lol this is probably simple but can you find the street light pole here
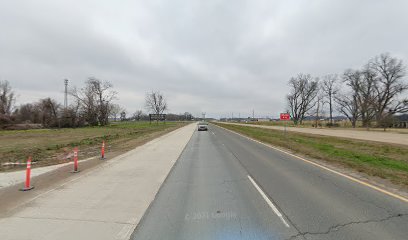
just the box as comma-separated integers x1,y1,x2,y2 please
64,79,68,109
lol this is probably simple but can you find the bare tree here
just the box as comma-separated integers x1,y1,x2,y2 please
321,74,339,126
359,67,377,128
70,85,97,126
110,104,121,121
335,94,360,128
60,100,84,128
145,91,168,122
369,53,408,125
15,103,36,123
88,77,117,125
184,112,193,121
120,110,127,121
335,54,407,129
335,70,362,128
287,74,319,125
312,93,324,128
15,98,61,127
70,77,117,126
0,80,15,116
133,110,143,121
38,98,61,127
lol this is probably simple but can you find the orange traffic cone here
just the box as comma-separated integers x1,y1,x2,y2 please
20,156,34,191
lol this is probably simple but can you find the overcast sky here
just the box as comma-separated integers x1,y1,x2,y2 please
1,0,407,118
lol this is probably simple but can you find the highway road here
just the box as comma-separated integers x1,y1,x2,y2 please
131,124,408,240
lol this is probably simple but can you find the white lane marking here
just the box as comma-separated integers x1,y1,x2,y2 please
218,125,408,204
248,175,290,228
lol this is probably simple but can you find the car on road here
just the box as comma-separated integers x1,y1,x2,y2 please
197,122,208,131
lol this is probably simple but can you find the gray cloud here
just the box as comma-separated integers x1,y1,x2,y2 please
1,0,407,118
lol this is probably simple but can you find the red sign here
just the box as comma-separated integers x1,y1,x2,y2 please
280,113,290,120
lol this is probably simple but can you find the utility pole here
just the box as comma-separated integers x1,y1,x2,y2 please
64,79,68,109
252,109,255,120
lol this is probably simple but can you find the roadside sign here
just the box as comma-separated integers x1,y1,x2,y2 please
149,114,166,123
280,113,290,121
149,114,166,120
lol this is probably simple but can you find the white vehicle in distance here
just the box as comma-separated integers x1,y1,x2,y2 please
198,121,208,131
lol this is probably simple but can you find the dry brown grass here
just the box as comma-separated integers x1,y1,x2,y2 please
0,121,187,172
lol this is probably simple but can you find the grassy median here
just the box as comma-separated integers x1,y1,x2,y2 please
0,121,187,171
214,122,408,187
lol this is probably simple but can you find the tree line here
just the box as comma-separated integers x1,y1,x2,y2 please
287,53,408,128
0,77,194,129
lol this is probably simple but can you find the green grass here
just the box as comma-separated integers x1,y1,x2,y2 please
0,121,187,171
214,122,408,186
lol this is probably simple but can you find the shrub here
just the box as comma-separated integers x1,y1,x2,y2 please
326,123,340,127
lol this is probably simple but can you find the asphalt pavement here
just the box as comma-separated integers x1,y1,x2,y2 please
131,124,408,240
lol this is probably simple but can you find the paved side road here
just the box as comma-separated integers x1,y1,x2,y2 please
222,122,408,146
0,123,196,240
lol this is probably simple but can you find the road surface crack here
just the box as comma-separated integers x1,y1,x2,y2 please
284,213,408,240
238,217,243,239
313,172,395,216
